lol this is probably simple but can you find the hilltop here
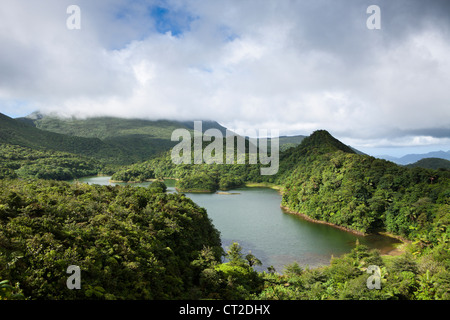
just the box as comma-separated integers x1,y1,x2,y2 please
406,157,450,170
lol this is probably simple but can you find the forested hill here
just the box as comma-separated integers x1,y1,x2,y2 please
17,111,196,141
15,112,316,162
0,179,223,299
288,129,355,155
406,157,450,170
16,113,228,163
274,130,449,240
276,129,356,177
0,112,128,164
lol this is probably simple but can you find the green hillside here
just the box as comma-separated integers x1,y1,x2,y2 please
0,113,128,164
0,179,222,299
276,135,307,152
5,112,226,165
18,112,184,140
0,143,108,180
16,113,208,163
406,157,450,170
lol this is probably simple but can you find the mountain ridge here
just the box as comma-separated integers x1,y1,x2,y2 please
0,112,129,163
14,112,350,162
406,157,450,170
378,150,450,165
15,112,236,163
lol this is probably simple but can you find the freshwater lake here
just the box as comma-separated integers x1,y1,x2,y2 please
73,176,401,272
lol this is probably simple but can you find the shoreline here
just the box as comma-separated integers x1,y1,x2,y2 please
109,177,178,184
280,205,408,256
109,178,157,183
216,191,240,195
245,182,283,192
377,232,410,256
280,205,367,236
175,188,216,193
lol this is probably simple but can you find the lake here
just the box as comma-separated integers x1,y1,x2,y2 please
73,176,401,272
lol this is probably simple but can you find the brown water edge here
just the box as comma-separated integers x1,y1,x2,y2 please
109,178,157,183
280,205,406,256
280,206,367,236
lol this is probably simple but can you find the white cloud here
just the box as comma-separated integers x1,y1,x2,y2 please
0,0,449,152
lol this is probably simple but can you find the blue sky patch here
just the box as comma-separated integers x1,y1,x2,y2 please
149,5,197,37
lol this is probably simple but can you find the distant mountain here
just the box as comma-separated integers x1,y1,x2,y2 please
180,120,230,136
0,112,129,164
15,112,229,163
277,135,307,151
378,150,450,165
17,112,189,141
406,157,450,170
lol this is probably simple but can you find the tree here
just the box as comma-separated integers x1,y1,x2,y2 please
148,180,167,193
245,251,262,268
226,242,246,267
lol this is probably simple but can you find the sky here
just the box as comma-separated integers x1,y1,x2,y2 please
0,0,450,157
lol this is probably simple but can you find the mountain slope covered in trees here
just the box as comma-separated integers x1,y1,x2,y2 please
406,157,450,170
0,113,130,164
0,179,222,299
0,144,106,180
16,112,233,163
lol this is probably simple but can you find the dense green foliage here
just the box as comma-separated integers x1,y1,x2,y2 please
281,150,450,237
1,117,449,301
112,159,260,192
148,180,168,193
193,242,264,299
0,113,131,164
0,144,109,180
0,279,24,300
406,157,450,170
15,113,239,164
185,240,450,300
0,179,222,299
254,241,450,300
20,114,190,163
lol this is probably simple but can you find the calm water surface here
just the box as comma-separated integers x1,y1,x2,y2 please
74,176,400,272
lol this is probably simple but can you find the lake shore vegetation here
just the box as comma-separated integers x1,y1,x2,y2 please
1,128,448,300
